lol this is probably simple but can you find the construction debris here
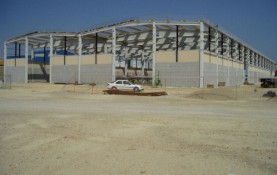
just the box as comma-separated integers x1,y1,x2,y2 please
103,90,167,96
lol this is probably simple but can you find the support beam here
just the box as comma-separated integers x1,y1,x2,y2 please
238,44,241,61
226,37,230,86
208,27,211,51
230,39,233,59
64,36,67,65
234,42,238,61
25,37,28,83
19,44,21,58
124,46,128,76
4,42,7,83
49,34,53,84
15,42,17,67
152,22,157,87
199,22,204,88
95,33,98,64
43,47,46,66
141,49,145,76
176,25,179,62
31,47,34,82
112,27,116,81
214,30,218,55
78,34,82,84
221,33,224,55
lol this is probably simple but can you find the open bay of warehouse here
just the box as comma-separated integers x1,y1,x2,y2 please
0,84,277,175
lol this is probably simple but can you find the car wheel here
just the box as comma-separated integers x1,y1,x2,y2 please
133,87,139,92
111,87,117,90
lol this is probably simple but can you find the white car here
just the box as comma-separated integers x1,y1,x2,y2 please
107,80,144,92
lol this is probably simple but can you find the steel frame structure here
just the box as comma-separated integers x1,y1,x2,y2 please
3,19,277,87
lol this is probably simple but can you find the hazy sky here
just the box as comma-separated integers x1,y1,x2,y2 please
1,0,277,61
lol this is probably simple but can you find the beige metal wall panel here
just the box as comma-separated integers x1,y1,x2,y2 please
248,66,256,72
28,64,49,69
156,51,175,63
66,56,78,65
205,54,222,65
5,59,15,67
231,62,244,69
52,55,64,65
81,55,95,65
155,50,199,63
16,59,26,67
52,55,78,65
178,50,199,62
204,53,245,69
97,54,112,64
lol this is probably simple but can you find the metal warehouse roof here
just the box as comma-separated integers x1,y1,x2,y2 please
4,19,276,64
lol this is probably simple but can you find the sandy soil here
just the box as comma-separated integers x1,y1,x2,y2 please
0,83,277,175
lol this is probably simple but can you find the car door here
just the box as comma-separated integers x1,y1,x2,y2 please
123,80,132,90
115,80,124,90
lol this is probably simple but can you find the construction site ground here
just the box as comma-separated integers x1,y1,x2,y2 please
0,83,277,175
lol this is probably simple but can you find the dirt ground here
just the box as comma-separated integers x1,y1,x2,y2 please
0,83,277,175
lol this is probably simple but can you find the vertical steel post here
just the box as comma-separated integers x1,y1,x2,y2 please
226,37,230,86
19,44,21,58
199,22,204,88
230,40,233,59
43,47,46,66
124,46,128,76
49,34,53,84
112,27,116,81
215,30,218,55
78,34,82,84
141,49,145,76
176,25,179,62
31,47,34,82
64,36,66,65
152,22,157,87
221,34,224,55
208,27,211,52
4,42,7,83
95,33,98,64
15,42,17,67
25,37,28,83
238,44,241,61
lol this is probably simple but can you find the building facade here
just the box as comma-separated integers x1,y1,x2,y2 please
3,19,277,87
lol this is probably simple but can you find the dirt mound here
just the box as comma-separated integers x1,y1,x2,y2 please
187,92,235,101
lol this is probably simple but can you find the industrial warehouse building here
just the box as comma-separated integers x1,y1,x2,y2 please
3,19,277,87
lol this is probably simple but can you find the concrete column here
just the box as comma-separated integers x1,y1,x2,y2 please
112,27,116,81
49,34,53,84
152,22,157,87
3,42,7,83
78,34,82,84
25,37,28,83
199,22,204,88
